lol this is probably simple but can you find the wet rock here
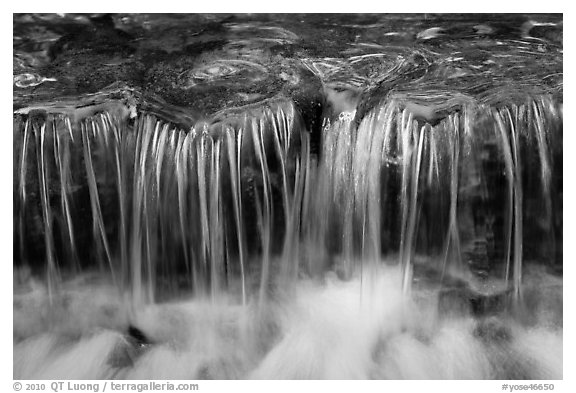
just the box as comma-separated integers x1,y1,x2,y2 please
438,284,512,318
127,325,151,347
108,325,153,370
474,317,512,344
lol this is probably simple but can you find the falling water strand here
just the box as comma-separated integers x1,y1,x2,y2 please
401,119,425,294
320,112,357,275
54,117,79,271
251,116,274,307
144,119,160,303
144,121,160,303
272,107,296,279
34,120,59,301
495,109,515,286
208,137,225,298
283,131,310,280
352,102,395,279
197,132,212,292
81,120,115,283
175,129,191,279
441,113,463,279
532,100,554,256
398,109,414,293
153,123,169,285
107,112,129,287
507,106,524,303
129,116,151,304
18,119,30,265
225,126,247,305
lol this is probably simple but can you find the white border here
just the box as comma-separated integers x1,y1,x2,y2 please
2,5,572,392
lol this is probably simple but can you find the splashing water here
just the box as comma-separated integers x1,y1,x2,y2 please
14,264,562,379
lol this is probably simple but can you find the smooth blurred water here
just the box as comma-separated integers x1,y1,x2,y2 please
14,264,562,379
13,13,562,379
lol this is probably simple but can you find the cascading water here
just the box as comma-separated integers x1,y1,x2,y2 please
13,13,562,380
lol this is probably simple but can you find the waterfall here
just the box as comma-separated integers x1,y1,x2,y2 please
13,90,562,309
12,13,563,381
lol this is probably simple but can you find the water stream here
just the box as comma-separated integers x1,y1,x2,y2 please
13,13,562,379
